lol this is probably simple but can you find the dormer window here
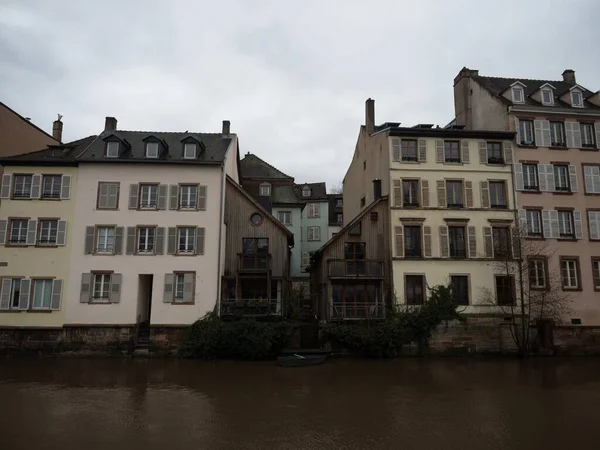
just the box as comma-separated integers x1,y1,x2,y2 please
106,141,119,158
571,90,583,107
511,86,525,103
184,143,197,159
146,142,159,158
259,183,271,196
541,89,554,105
302,187,311,197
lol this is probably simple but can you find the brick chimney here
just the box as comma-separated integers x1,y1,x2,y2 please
562,69,576,84
222,120,231,137
365,98,375,135
104,117,117,132
52,115,63,142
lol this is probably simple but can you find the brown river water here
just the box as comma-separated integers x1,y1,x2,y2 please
0,357,599,450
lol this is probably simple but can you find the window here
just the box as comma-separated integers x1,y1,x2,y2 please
444,141,460,163
446,180,463,207
301,252,310,267
449,226,467,259
592,259,600,290
5,278,22,309
302,187,311,197
404,226,422,258
41,175,62,199
32,279,53,309
558,211,574,238
259,183,271,196
178,227,196,253
139,184,158,209
363,161,366,170
97,182,119,209
553,165,570,192
250,213,263,226
360,197,365,208
512,87,524,103
405,275,425,305
583,165,600,194
307,226,321,241
561,258,579,289
9,219,28,244
173,273,195,301
550,122,565,147
581,123,596,148
489,181,507,208
528,259,547,289
344,243,366,275
336,199,343,207
525,210,542,237
496,276,515,305
183,143,197,159
37,220,58,245
307,203,320,218
336,213,343,224
146,142,159,158
92,273,111,300
541,89,553,105
96,226,115,253
492,227,511,259
277,211,292,225
519,120,534,145
175,273,185,300
523,164,539,190
402,140,418,162
106,141,119,157
571,91,583,107
12,175,32,198
450,275,469,305
487,142,503,164
137,227,155,253
179,185,197,209
242,238,269,270
403,180,419,206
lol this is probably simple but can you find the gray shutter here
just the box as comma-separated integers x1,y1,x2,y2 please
18,279,31,310
484,227,493,258
514,117,520,144
114,226,124,254
197,185,207,210
584,165,594,193
183,273,195,303
418,139,427,162
514,163,524,191
538,164,548,191
549,210,559,238
56,220,67,246
157,184,167,210
80,273,91,303
573,122,582,148
574,211,583,240
545,164,555,192
468,226,477,258
461,140,470,163
569,165,578,192
421,180,429,207
0,220,7,245
0,174,11,199
0,279,12,310
163,273,174,303
392,138,401,162
437,180,446,208
480,181,490,208
97,183,108,208
595,123,600,150
50,279,63,311
110,273,122,303
541,120,551,147
60,175,71,200
167,227,177,255
423,226,432,257
478,141,487,164
518,209,527,233
439,226,449,258
435,140,444,163
84,226,95,254
196,227,205,254
589,212,600,240
394,226,403,257
31,174,42,199
542,210,551,238
503,141,513,164
128,184,139,209
393,179,402,207
126,227,136,255
26,220,37,245
465,181,473,208
565,121,574,148
169,184,179,210
155,227,165,255
534,120,543,146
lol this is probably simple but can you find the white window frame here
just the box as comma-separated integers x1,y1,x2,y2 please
336,213,343,223
307,203,320,218
525,210,542,237
307,226,320,241
41,175,62,199
12,175,32,198
336,199,343,207
139,184,158,209
179,185,198,209
302,187,311,197
92,273,112,301
571,90,583,107
550,122,565,146
9,219,28,244
137,227,155,253
512,87,524,103
523,164,538,190
561,260,579,289
558,211,574,238
553,165,570,191
183,143,197,159
301,252,310,267
259,183,271,196
174,273,185,300
581,123,596,147
519,120,534,145
96,226,115,253
6,278,22,309
146,142,159,158
106,142,119,158
38,219,58,245
177,227,196,253
31,279,53,310
541,89,553,105
277,211,292,225
529,259,546,289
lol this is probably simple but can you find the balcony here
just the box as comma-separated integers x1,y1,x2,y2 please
238,253,271,272
331,302,385,320
220,298,281,317
328,259,384,278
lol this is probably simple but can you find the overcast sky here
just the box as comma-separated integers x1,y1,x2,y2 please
1,0,598,189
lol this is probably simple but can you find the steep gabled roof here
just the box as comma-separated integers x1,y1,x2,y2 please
0,101,59,143
240,153,294,180
0,135,96,166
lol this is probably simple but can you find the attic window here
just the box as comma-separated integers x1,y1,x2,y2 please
259,183,271,196
302,187,311,197
146,142,159,158
511,86,524,103
106,141,119,158
541,89,554,105
571,90,583,107
184,143,197,159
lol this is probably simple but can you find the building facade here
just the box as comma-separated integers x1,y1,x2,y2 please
297,182,329,273
327,194,343,239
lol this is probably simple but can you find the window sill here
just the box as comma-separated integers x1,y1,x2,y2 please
553,191,574,195
96,207,119,211
88,300,112,304
5,243,28,247
36,244,59,248
584,193,600,196
549,146,568,151
522,189,541,194
40,197,62,201
93,251,116,256
135,251,156,256
580,147,599,152
393,160,420,164
10,197,32,201
525,236,545,240
490,206,509,209
561,287,582,292
138,207,158,211
557,237,577,242
443,162,464,165
28,309,54,313
171,301,195,305
518,144,537,149
175,252,198,256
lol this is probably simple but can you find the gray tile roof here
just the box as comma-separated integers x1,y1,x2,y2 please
0,136,96,165
240,153,294,179
295,182,328,201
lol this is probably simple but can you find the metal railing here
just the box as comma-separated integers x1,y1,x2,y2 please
327,260,384,277
238,253,271,271
330,302,385,320
220,298,281,317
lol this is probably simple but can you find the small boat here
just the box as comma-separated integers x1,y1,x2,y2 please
277,354,327,367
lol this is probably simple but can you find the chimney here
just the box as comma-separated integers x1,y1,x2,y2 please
52,115,63,142
365,98,375,135
104,117,117,132
453,67,478,86
373,179,381,201
222,120,230,137
562,69,576,84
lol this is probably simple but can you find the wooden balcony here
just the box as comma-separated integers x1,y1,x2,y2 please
220,298,281,317
237,253,271,272
327,259,384,278
330,302,385,320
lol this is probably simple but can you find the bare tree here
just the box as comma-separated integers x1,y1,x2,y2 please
329,182,343,195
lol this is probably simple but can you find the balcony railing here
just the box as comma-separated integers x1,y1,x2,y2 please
238,253,271,272
220,298,281,317
327,260,384,278
331,302,385,320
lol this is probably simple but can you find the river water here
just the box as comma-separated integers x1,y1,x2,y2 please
0,358,598,450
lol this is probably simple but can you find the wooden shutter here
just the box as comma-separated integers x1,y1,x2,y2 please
549,210,559,238
56,220,67,246
534,120,543,146
574,211,583,239
183,273,195,303
418,139,427,162
569,165,578,192
18,279,30,310
167,227,177,254
110,273,122,303
435,140,444,163
589,212,600,240
483,227,493,258
439,226,449,258
393,180,402,207
60,175,71,200
31,174,42,198
97,183,108,208
478,141,487,164
594,166,600,193
163,273,174,303
26,220,37,245
584,166,594,193
542,210,551,238
595,123,600,150
0,220,7,245
437,180,446,208
465,181,473,208
423,226,432,257
84,226,95,254
541,120,551,147
514,117,520,144
468,226,477,258
196,227,205,254
565,121,574,147
169,184,179,210
421,180,429,207
80,273,91,303
155,227,165,254
503,141,513,164
126,227,136,255
518,209,527,233
513,163,524,191
0,174,11,199
538,164,548,191
157,184,167,210
128,184,139,209
0,279,12,310
394,226,403,257
461,140,470,163
114,226,124,254
573,123,582,148
197,185,207,210
50,279,63,311
480,181,490,208
545,164,555,192
107,183,119,208
392,138,401,162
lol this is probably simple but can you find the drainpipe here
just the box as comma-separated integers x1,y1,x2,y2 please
215,151,227,316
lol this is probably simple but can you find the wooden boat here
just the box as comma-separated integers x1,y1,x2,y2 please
277,354,327,367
